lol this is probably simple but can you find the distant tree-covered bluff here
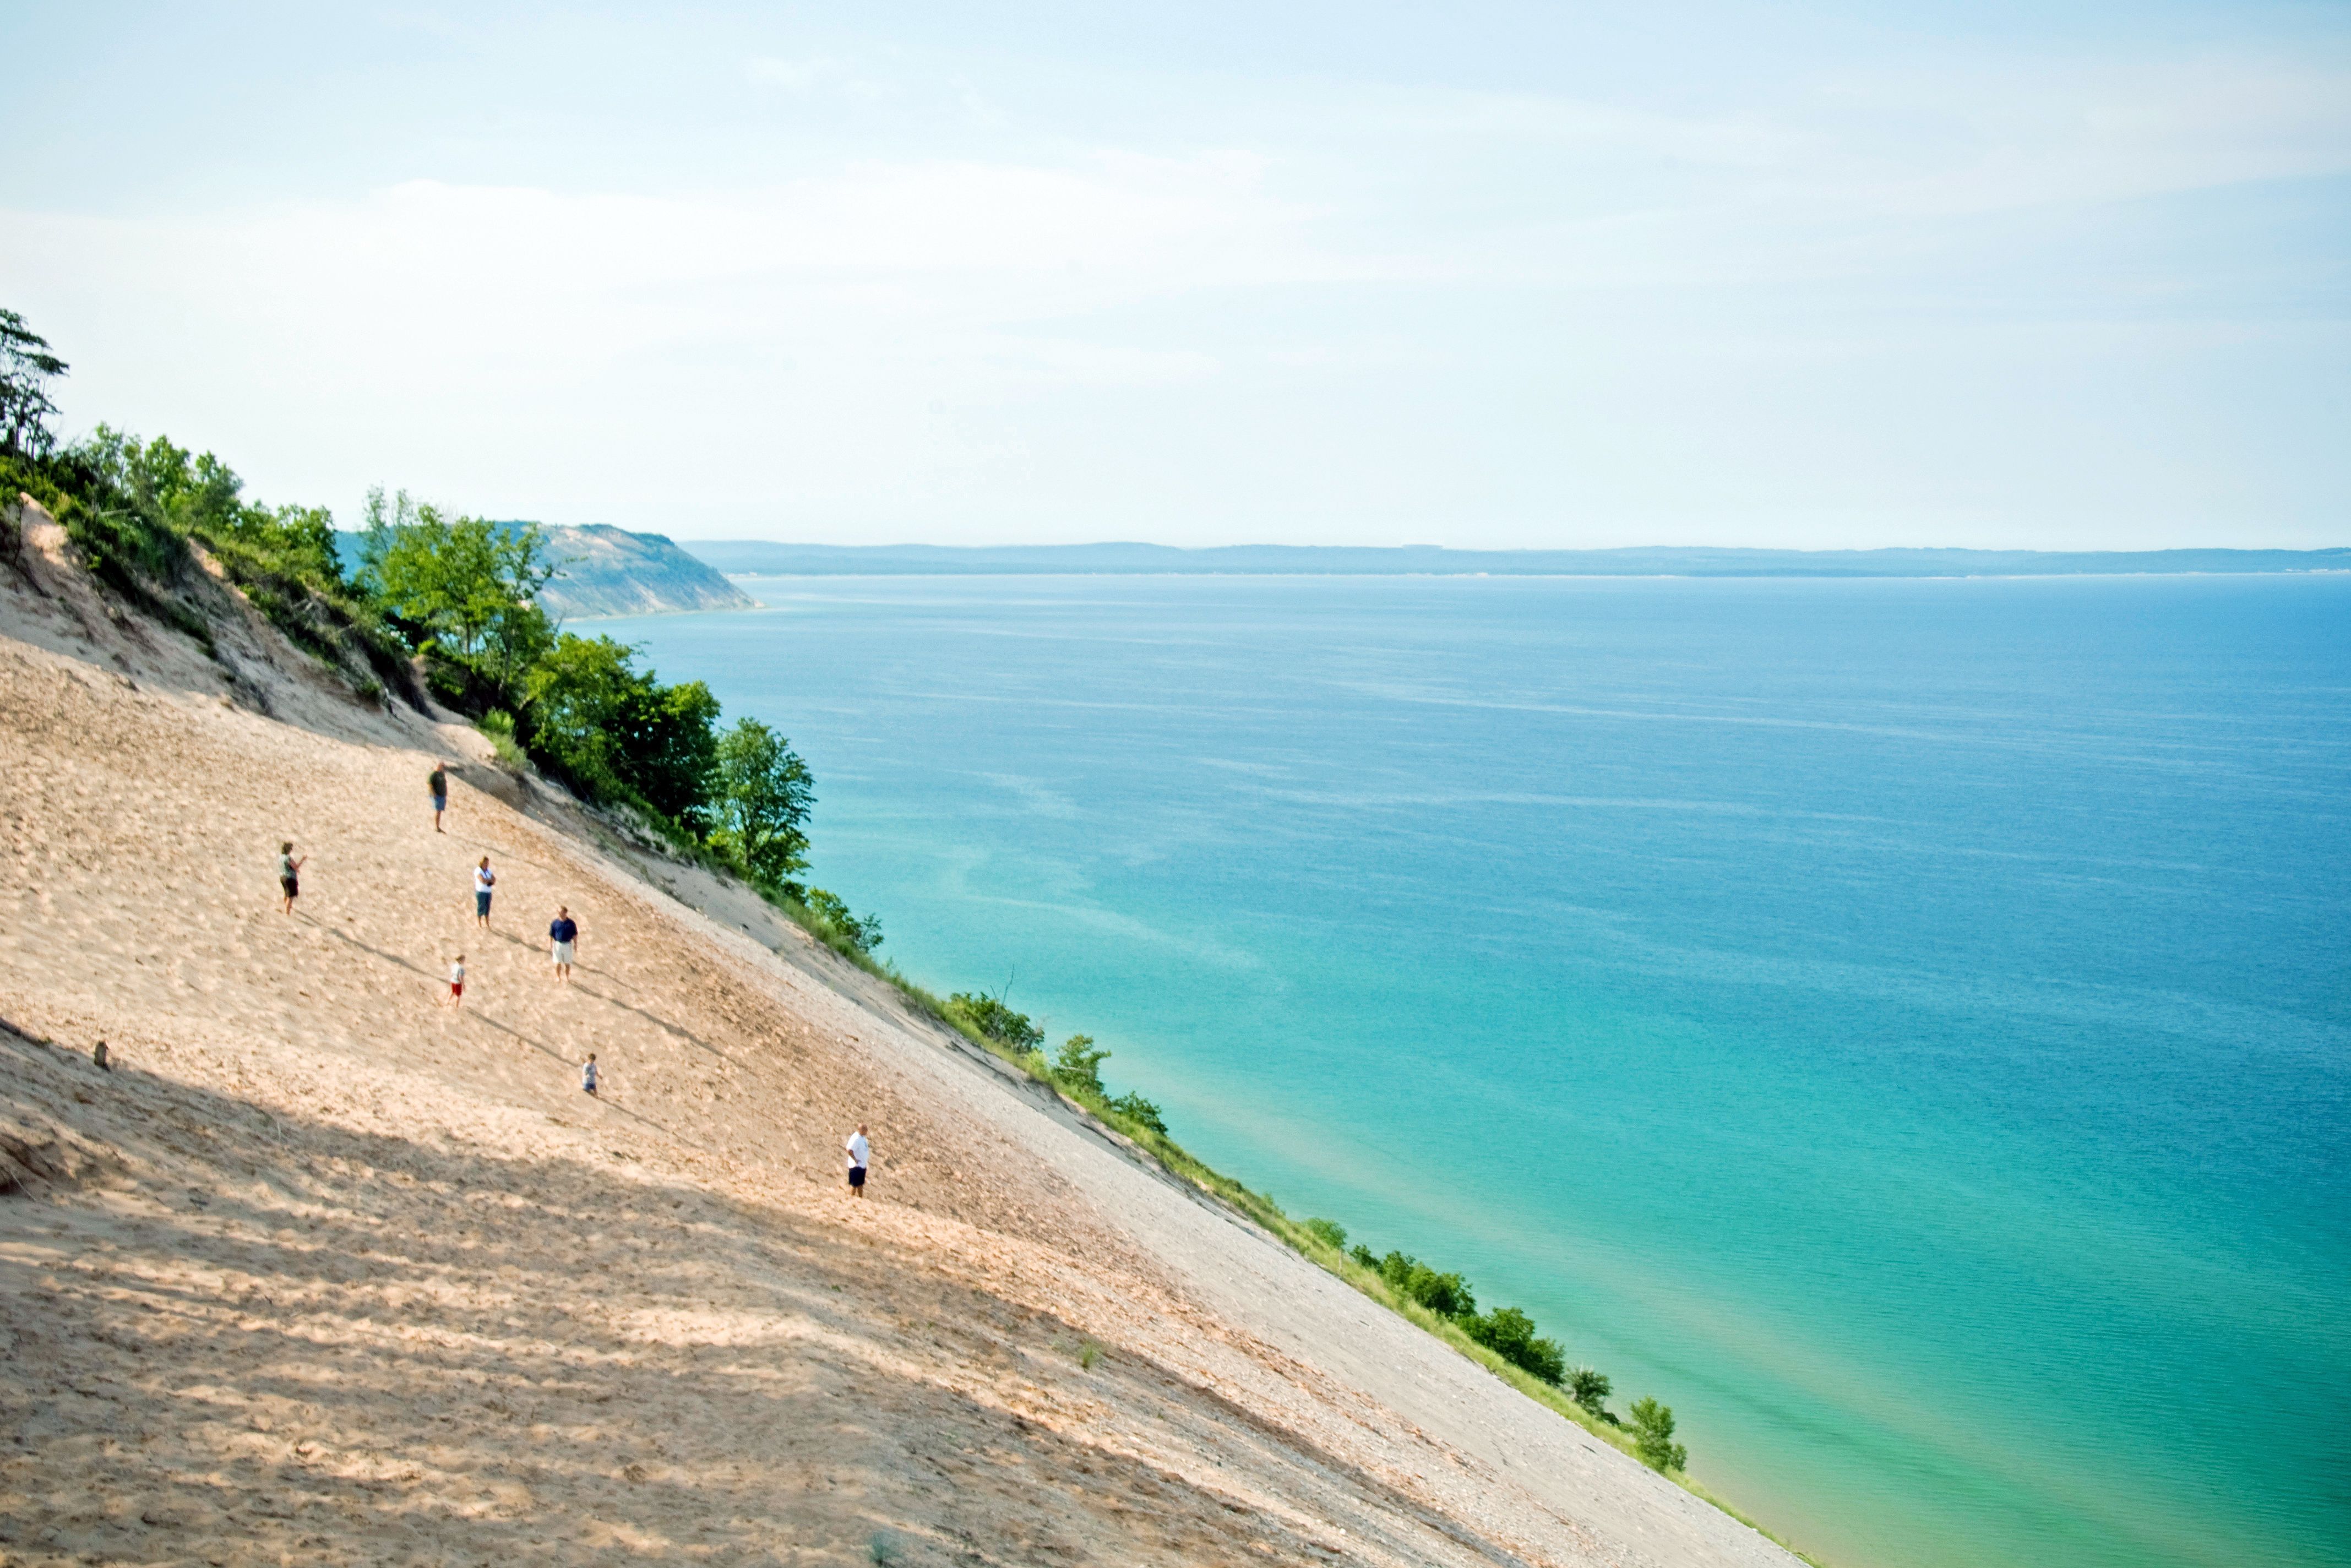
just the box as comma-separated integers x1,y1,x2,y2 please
333,523,756,619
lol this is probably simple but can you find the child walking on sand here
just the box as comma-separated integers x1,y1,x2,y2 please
473,857,496,927
277,842,306,914
582,1054,599,1097
447,955,465,1006
845,1124,871,1199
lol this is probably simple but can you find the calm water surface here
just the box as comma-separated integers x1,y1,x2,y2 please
613,574,2350,1568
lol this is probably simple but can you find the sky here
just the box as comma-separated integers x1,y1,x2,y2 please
2,1,2346,549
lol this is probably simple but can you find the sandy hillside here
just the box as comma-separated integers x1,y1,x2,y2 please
0,504,1803,1568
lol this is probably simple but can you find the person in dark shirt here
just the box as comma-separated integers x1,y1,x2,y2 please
428,763,448,832
549,906,580,981
276,841,307,915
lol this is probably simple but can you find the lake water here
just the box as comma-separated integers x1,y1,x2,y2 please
610,574,2350,1568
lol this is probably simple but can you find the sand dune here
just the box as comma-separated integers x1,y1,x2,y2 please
0,504,1802,1567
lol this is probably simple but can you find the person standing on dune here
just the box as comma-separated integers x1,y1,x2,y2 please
473,856,495,927
549,905,579,981
277,841,306,915
845,1124,871,1199
447,955,465,1007
428,761,449,833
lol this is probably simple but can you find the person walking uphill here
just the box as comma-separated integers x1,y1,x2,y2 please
276,842,306,915
549,906,579,981
473,856,496,927
428,761,449,833
845,1124,872,1199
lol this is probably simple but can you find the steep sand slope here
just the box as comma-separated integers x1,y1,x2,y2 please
0,508,1803,1567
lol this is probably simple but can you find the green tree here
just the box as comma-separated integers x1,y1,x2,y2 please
1629,1397,1686,1472
523,634,719,819
629,679,722,820
83,432,346,590
0,308,68,459
708,717,814,889
1053,1034,1112,1097
368,502,557,690
523,634,641,798
1302,1217,1347,1251
357,484,417,584
807,888,883,954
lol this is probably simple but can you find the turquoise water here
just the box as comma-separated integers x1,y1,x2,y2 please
611,574,2350,1568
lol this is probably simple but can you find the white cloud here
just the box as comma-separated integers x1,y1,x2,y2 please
1,32,2342,546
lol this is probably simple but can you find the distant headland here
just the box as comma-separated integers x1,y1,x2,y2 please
679,540,2350,579
335,523,756,618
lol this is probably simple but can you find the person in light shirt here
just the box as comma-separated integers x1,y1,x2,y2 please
845,1124,871,1199
472,856,496,927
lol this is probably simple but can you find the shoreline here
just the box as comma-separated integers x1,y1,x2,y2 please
1,495,1815,1567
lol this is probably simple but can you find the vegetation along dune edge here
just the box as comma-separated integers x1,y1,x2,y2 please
0,312,1807,1563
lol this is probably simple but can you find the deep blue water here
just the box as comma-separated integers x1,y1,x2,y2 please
611,574,2350,1568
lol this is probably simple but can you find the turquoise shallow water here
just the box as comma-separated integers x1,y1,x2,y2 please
611,574,2350,1568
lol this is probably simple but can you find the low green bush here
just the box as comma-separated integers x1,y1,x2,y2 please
948,992,1044,1053
1106,1091,1167,1135
1462,1306,1566,1385
804,889,881,954
1568,1365,1613,1414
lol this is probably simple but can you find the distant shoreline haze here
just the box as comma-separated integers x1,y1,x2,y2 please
679,540,2351,579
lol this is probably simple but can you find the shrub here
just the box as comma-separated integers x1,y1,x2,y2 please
948,992,1042,1053
474,709,527,771
1629,1396,1686,1472
1053,1033,1112,1097
40,429,203,618
1107,1091,1167,1136
1370,1252,1477,1319
1567,1365,1612,1413
1461,1306,1566,1385
1303,1217,1347,1251
806,889,883,954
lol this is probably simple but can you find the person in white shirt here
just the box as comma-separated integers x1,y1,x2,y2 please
446,956,465,1008
845,1124,871,1198
472,857,496,928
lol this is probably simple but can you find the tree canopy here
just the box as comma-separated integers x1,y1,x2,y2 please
707,717,815,891
361,489,558,690
0,308,68,459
